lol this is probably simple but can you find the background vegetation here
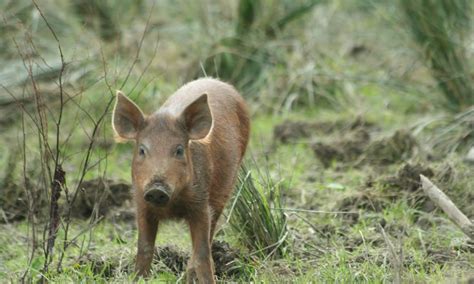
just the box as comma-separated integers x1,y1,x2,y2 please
0,0,473,282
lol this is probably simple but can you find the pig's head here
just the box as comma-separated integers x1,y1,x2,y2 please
112,91,212,207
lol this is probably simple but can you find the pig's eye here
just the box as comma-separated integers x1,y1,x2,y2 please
138,145,146,157
175,144,184,158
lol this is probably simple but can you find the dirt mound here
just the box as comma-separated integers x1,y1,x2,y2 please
69,179,131,219
154,241,243,278
335,162,445,218
212,240,242,277
0,179,48,223
312,129,418,168
77,252,132,278
273,117,376,144
380,162,459,213
384,163,435,192
154,245,188,274
312,128,370,167
364,130,417,165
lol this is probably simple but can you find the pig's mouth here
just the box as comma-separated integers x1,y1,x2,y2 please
143,181,171,207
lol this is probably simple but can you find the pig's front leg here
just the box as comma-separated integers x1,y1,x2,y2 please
135,205,159,278
187,208,215,284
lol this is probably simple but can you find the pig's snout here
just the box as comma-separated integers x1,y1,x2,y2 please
144,183,170,206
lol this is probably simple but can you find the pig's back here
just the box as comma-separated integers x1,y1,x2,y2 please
162,78,249,160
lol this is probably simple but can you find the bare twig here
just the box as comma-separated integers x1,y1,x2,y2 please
420,175,473,239
379,224,403,284
271,207,360,215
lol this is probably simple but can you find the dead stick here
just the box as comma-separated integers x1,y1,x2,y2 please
420,174,473,240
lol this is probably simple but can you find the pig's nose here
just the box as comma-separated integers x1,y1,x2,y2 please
143,186,170,206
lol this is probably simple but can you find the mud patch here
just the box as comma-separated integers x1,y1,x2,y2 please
69,179,131,219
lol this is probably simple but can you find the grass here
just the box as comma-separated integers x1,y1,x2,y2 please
400,0,473,111
228,163,288,259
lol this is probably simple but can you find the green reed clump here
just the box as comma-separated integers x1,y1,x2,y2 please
228,164,288,259
400,0,473,111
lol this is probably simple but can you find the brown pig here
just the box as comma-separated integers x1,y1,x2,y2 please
112,78,250,283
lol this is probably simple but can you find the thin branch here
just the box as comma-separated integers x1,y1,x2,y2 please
420,175,473,239
271,207,360,215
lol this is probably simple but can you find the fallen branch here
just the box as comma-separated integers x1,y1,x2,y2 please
420,174,473,239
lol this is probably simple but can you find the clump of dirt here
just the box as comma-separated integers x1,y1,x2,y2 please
211,240,242,278
154,241,243,278
154,245,188,274
364,130,417,165
380,162,459,213
334,162,439,220
312,128,370,167
69,178,131,219
77,252,132,278
384,163,435,192
273,116,376,144
0,179,48,223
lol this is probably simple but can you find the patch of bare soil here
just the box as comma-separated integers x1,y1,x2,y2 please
154,241,243,279
69,178,131,219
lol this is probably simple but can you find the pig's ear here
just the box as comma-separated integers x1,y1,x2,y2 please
112,91,145,141
182,93,212,140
